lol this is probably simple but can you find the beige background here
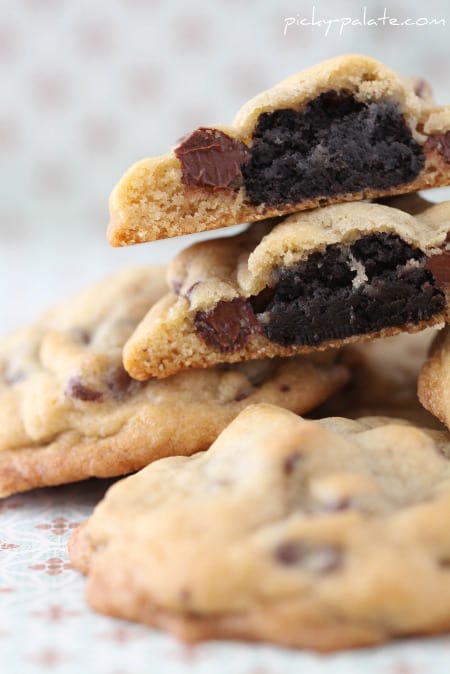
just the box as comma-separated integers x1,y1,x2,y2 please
1,0,450,334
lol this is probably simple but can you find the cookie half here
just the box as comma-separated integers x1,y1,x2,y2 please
70,403,450,650
0,267,349,497
418,325,450,429
108,54,450,245
123,201,449,379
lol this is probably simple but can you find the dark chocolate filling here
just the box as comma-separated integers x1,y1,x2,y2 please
242,91,425,206
194,234,445,351
257,234,444,346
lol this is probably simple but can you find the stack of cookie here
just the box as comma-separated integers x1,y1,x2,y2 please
3,55,450,650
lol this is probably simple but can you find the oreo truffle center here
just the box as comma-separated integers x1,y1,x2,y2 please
193,234,446,351
242,90,424,206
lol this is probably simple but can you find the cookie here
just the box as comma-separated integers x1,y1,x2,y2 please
70,403,450,650
0,267,349,498
418,325,450,429
108,54,450,245
315,330,444,428
123,201,449,380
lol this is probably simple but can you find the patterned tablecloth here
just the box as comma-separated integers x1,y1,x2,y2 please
1,479,450,674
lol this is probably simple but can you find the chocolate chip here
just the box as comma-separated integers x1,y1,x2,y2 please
425,131,450,163
71,328,91,344
6,373,25,385
4,368,26,385
274,541,342,573
106,366,135,397
425,251,450,288
316,497,351,513
174,128,249,190
283,452,302,475
194,299,262,352
64,376,103,402
414,78,428,98
275,541,302,565
234,391,250,402
214,478,233,487
280,384,291,392
179,588,192,604
171,278,183,295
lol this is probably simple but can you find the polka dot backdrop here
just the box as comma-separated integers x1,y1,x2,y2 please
0,0,449,333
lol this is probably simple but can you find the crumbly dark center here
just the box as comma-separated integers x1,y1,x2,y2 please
194,234,445,351
242,91,425,206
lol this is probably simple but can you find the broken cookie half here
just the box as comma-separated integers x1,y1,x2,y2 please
109,54,450,245
123,201,449,380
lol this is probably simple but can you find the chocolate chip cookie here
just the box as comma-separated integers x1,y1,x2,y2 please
123,201,449,380
0,267,349,497
418,325,450,429
108,54,450,245
69,403,450,650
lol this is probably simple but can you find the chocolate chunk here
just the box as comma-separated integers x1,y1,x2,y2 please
425,251,450,287
274,541,342,573
283,452,302,475
425,131,450,163
65,376,103,402
194,299,261,352
275,541,303,565
175,128,249,190
243,91,424,206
